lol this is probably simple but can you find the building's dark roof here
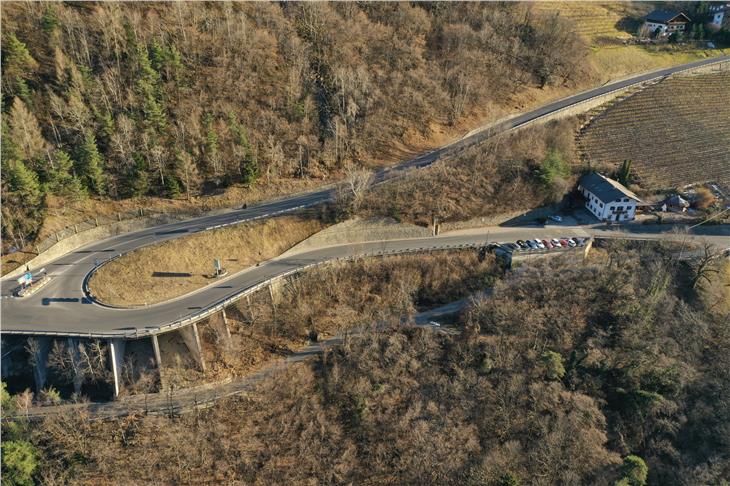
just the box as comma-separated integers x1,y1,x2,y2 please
665,195,689,207
645,10,691,24
579,172,641,204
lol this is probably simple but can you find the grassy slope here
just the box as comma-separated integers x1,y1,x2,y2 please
88,215,324,307
533,1,729,81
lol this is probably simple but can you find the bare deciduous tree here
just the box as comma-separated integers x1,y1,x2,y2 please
340,162,372,215
690,242,722,290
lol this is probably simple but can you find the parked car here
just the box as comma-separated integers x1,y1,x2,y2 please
550,238,562,248
548,215,562,222
575,238,586,247
516,240,528,249
542,239,553,249
534,239,545,249
526,240,538,250
566,238,577,247
505,243,520,251
559,239,569,247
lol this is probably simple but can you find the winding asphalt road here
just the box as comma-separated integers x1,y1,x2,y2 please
2,55,729,338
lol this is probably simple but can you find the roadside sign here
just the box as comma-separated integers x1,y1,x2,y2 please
214,259,221,271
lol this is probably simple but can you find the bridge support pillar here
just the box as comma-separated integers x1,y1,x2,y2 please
180,323,206,372
245,294,254,322
151,335,162,368
212,309,232,348
150,334,167,390
108,339,126,398
29,337,52,392
67,338,84,395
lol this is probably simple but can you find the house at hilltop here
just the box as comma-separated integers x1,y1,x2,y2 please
642,10,691,36
578,172,641,222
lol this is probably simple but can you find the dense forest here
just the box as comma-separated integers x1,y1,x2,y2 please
2,242,728,485
1,2,588,249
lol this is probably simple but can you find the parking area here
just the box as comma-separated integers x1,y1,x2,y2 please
497,236,591,254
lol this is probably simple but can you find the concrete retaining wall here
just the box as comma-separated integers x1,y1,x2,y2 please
3,209,229,280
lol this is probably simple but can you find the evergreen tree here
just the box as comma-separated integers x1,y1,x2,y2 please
616,159,632,186
4,159,42,207
142,97,167,133
76,131,106,195
1,33,38,100
228,113,258,184
165,176,181,198
1,118,22,162
615,455,648,486
1,440,38,486
128,153,150,197
41,5,60,35
540,350,565,381
46,149,87,200
166,45,184,83
135,43,166,132
536,148,570,186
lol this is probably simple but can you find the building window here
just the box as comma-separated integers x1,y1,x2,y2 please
599,202,604,208
623,198,629,202
609,206,614,211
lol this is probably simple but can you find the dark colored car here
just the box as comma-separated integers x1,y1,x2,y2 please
516,240,528,249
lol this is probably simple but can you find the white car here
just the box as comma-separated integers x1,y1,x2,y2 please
533,239,545,249
550,238,561,248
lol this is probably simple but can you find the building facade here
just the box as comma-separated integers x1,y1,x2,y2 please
578,172,641,222
709,4,730,29
643,10,691,36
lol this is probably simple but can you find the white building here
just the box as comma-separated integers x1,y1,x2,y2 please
643,10,691,36
578,172,641,222
709,4,730,29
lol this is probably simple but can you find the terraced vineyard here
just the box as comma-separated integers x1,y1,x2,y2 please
578,71,730,189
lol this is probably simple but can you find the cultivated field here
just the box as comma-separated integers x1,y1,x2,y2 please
578,71,730,189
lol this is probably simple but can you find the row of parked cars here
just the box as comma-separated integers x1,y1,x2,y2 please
502,237,589,252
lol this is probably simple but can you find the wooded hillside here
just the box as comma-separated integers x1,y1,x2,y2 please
4,242,728,484
1,2,588,249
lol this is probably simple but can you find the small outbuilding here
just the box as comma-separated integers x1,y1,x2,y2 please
662,195,690,212
643,10,691,36
578,172,641,222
